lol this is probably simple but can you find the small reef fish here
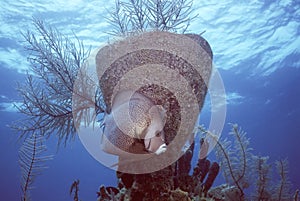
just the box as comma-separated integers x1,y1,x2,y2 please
101,90,167,156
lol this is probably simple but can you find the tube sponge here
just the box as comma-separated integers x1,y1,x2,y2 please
203,162,220,192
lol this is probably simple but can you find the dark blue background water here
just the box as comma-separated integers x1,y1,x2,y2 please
1,0,299,200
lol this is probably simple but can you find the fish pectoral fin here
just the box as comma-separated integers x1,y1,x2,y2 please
134,125,149,140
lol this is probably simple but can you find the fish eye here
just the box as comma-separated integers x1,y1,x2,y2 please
155,132,161,137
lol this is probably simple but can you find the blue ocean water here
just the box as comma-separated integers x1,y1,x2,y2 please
0,0,299,200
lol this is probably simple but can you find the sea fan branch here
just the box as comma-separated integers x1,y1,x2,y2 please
198,126,244,197
70,179,80,201
294,189,299,201
106,0,198,36
231,124,247,183
19,134,52,201
198,124,254,199
273,159,292,201
11,18,105,146
252,155,272,200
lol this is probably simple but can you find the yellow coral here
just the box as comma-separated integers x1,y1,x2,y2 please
170,189,191,201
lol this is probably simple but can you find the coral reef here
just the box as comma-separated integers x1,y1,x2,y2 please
170,189,191,201
207,184,242,201
96,124,298,201
15,2,298,201
97,135,220,201
97,185,119,201
199,124,296,201
208,124,253,199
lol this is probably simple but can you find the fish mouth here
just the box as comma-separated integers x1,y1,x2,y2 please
154,143,167,155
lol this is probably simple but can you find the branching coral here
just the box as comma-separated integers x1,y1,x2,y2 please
252,156,272,201
19,134,52,201
294,189,299,201
70,179,80,201
97,186,120,201
106,0,198,36
11,18,101,146
96,122,299,201
16,5,211,200
272,159,292,201
12,1,298,201
198,124,298,201
199,124,252,200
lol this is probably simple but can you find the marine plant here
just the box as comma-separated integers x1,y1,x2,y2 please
12,1,299,201
294,189,299,201
97,185,120,201
106,0,198,36
12,1,206,200
252,155,272,200
272,159,292,201
198,124,252,200
70,179,81,201
12,1,198,146
198,124,297,201
11,18,96,146
19,133,52,201
12,18,98,201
